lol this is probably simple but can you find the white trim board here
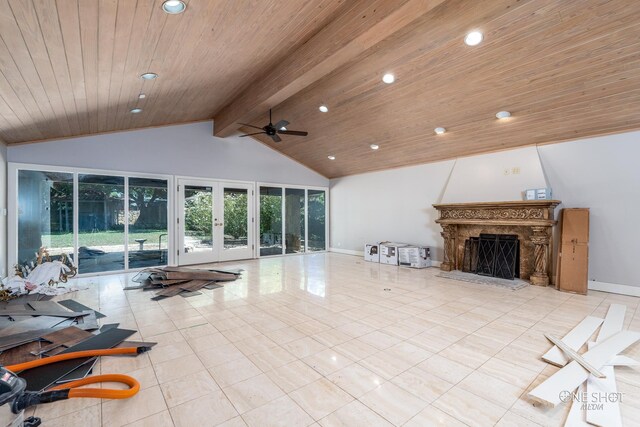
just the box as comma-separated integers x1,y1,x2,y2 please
589,280,640,297
329,248,363,257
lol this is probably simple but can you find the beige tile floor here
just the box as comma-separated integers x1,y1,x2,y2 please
31,253,640,426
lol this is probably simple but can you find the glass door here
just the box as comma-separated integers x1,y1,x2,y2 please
178,180,216,265
219,183,254,261
177,179,255,265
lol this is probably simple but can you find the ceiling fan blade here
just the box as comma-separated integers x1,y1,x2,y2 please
274,120,289,130
270,134,282,143
278,130,308,136
239,132,266,137
238,123,264,131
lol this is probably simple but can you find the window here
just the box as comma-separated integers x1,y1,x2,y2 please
259,185,327,256
77,174,125,273
259,187,283,256
14,166,170,274
307,189,326,252
128,178,169,269
285,188,306,254
17,170,74,264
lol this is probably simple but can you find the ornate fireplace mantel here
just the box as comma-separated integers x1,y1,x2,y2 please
433,200,561,286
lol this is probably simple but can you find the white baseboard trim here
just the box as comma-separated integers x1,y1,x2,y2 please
589,280,640,297
431,260,442,267
329,248,363,257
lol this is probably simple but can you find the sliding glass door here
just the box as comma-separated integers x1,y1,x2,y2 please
77,174,125,273
12,165,170,274
128,178,169,269
307,189,326,252
17,170,74,264
258,185,327,256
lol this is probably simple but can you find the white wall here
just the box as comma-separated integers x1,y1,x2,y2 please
441,146,547,203
330,132,640,291
538,132,640,290
7,121,328,187
0,141,6,277
330,160,455,261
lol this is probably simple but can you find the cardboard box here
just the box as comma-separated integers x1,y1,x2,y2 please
364,243,380,263
399,246,431,268
379,242,407,265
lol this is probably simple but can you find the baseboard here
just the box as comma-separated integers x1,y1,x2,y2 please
430,260,442,267
588,280,640,297
329,248,363,257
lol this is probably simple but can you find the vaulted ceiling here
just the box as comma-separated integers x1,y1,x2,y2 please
2,0,640,179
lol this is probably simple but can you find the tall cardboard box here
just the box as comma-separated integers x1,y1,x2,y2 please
399,246,431,268
557,208,589,294
379,242,407,265
364,243,380,262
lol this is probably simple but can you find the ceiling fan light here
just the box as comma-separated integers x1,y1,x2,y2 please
327,155,336,160
434,127,446,135
319,105,329,113
464,31,483,46
496,111,512,120
162,0,186,14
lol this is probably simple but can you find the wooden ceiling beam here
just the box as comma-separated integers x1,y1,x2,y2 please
211,0,447,137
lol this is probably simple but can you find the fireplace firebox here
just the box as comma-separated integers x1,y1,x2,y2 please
463,234,520,280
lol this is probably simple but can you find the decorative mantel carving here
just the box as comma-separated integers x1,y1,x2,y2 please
433,200,561,286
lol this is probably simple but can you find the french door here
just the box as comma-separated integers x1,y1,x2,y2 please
177,179,254,265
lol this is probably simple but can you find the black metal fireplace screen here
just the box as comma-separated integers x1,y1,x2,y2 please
462,234,520,280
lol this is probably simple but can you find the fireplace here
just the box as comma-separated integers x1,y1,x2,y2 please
463,234,520,280
433,200,560,286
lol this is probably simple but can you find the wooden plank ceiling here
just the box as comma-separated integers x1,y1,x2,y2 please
2,0,640,179
0,0,345,142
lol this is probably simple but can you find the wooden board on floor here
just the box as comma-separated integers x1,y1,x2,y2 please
529,331,640,407
587,365,622,427
542,316,603,367
597,304,626,343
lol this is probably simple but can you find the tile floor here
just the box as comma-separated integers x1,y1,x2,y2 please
31,253,640,426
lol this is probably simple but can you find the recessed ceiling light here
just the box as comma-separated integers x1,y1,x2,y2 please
162,0,186,14
140,72,158,80
434,127,446,135
370,144,379,150
130,108,142,114
496,111,512,119
319,105,329,113
327,155,336,160
464,31,483,46
138,93,146,99
280,126,287,131
382,73,395,84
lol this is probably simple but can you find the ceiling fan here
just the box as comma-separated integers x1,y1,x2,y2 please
238,109,308,143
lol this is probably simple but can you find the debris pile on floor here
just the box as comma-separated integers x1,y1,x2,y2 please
528,304,639,426
0,298,155,391
130,266,242,299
